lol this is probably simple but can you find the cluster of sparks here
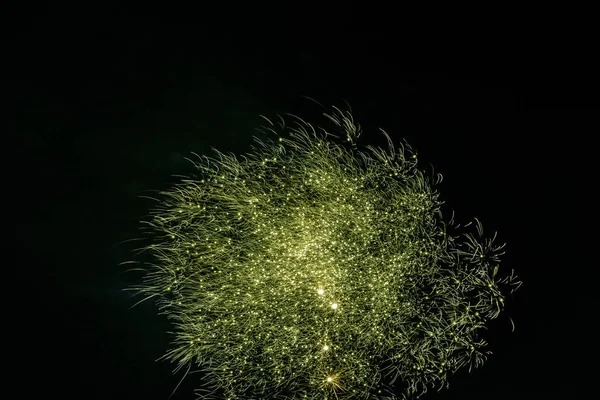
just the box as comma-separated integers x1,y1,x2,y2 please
128,106,521,399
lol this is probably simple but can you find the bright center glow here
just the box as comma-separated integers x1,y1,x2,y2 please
331,303,338,309
323,345,329,351
317,289,324,295
327,377,333,382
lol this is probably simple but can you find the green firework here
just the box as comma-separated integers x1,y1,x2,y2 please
126,105,521,399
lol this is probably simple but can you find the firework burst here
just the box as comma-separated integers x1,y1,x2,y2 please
125,104,521,399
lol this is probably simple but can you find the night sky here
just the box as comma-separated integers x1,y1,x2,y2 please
11,16,590,400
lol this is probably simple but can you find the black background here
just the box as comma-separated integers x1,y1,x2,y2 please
9,14,592,400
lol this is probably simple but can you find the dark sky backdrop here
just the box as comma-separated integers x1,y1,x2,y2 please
10,16,591,400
